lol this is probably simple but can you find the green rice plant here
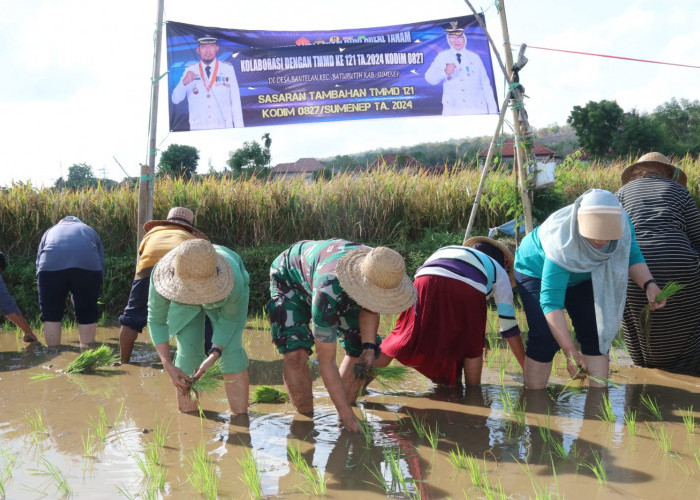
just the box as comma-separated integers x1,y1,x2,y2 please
251,385,289,403
448,445,469,470
187,442,220,500
115,484,137,499
366,446,420,499
646,423,673,454
623,409,638,436
597,393,616,423
499,390,526,427
357,409,374,447
65,344,118,374
287,440,327,495
112,400,125,429
536,412,553,444
29,373,58,381
152,416,172,448
30,457,71,496
81,429,97,457
189,359,224,399
424,422,440,450
549,438,578,461
134,443,167,498
237,447,262,499
517,458,563,500
679,406,695,434
25,409,47,444
581,449,607,484
354,364,411,393
465,454,483,488
640,394,663,420
694,451,700,470
89,409,109,442
481,477,506,500
639,282,686,338
406,410,427,439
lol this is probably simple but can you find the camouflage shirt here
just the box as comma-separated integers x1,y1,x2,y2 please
270,239,367,343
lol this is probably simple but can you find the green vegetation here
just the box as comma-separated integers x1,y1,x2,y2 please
188,442,220,500
287,440,327,495
189,359,224,398
65,345,118,374
251,385,289,403
237,448,262,499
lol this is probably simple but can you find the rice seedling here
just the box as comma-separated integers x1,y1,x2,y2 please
189,359,224,399
115,484,137,499
623,409,637,436
679,406,695,434
152,416,172,448
81,429,97,457
639,282,685,338
465,454,483,488
424,422,440,450
640,394,663,420
406,410,427,439
189,442,220,500
25,409,47,444
517,458,563,500
499,390,526,427
581,449,607,485
89,409,109,442
251,385,289,403
133,443,167,498
536,412,553,444
30,457,72,496
238,447,262,499
646,423,673,454
549,438,578,461
597,393,616,423
366,446,419,499
448,445,469,470
29,373,58,381
694,451,700,470
357,409,374,447
481,477,506,500
113,400,125,429
65,344,118,374
287,440,327,495
354,364,411,393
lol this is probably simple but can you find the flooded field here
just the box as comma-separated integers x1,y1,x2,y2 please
0,320,698,499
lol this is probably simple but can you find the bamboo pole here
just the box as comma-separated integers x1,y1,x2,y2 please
138,0,164,247
462,0,535,235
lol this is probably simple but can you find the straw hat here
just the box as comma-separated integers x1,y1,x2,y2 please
152,239,233,305
143,207,207,239
577,189,623,241
336,246,416,314
464,236,516,288
620,152,687,186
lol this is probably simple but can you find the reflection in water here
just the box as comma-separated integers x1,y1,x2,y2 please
0,326,698,498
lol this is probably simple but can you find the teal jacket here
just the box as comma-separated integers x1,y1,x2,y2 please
148,245,250,348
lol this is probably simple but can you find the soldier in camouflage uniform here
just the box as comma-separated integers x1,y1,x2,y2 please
267,239,416,432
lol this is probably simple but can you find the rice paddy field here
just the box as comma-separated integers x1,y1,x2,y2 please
0,314,698,499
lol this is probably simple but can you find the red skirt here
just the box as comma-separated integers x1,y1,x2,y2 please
381,274,487,386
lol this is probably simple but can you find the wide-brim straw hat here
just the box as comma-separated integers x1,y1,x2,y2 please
152,239,233,305
464,236,516,288
621,152,687,186
144,207,208,240
336,246,416,314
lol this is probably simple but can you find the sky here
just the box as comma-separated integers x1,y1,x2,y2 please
1,0,698,187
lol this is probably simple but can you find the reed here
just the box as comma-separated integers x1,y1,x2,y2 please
679,406,695,434
640,394,663,421
623,409,637,436
187,442,220,500
238,447,262,499
65,344,118,374
287,440,327,495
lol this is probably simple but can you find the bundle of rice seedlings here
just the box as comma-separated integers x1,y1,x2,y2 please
65,345,118,374
354,363,411,392
252,385,289,403
639,281,686,339
189,359,224,398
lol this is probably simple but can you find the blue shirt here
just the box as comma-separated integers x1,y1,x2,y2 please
36,219,104,273
0,274,19,316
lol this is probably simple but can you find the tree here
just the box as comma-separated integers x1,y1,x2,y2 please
158,144,199,179
63,163,97,189
227,138,271,175
613,110,666,157
652,98,700,156
567,100,624,158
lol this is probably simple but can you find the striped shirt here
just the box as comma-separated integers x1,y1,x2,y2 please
416,245,519,338
617,177,700,374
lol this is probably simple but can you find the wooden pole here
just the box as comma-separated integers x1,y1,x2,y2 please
497,0,534,233
463,95,511,244
138,0,165,247
463,0,535,235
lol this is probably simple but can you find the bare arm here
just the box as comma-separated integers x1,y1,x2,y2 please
505,335,525,370
6,311,37,342
628,262,665,310
154,342,191,392
315,340,359,432
544,309,586,378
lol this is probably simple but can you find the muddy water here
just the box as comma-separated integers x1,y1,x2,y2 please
0,324,698,499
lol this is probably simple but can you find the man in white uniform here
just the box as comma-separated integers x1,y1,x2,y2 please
425,22,497,116
171,36,244,130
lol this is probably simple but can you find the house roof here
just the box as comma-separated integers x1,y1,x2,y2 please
271,157,325,173
478,140,558,158
368,153,426,170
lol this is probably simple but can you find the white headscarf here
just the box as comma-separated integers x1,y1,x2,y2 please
538,189,631,353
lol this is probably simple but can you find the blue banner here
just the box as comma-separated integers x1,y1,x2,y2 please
166,16,498,132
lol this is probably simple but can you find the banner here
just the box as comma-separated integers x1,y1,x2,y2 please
166,16,498,132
